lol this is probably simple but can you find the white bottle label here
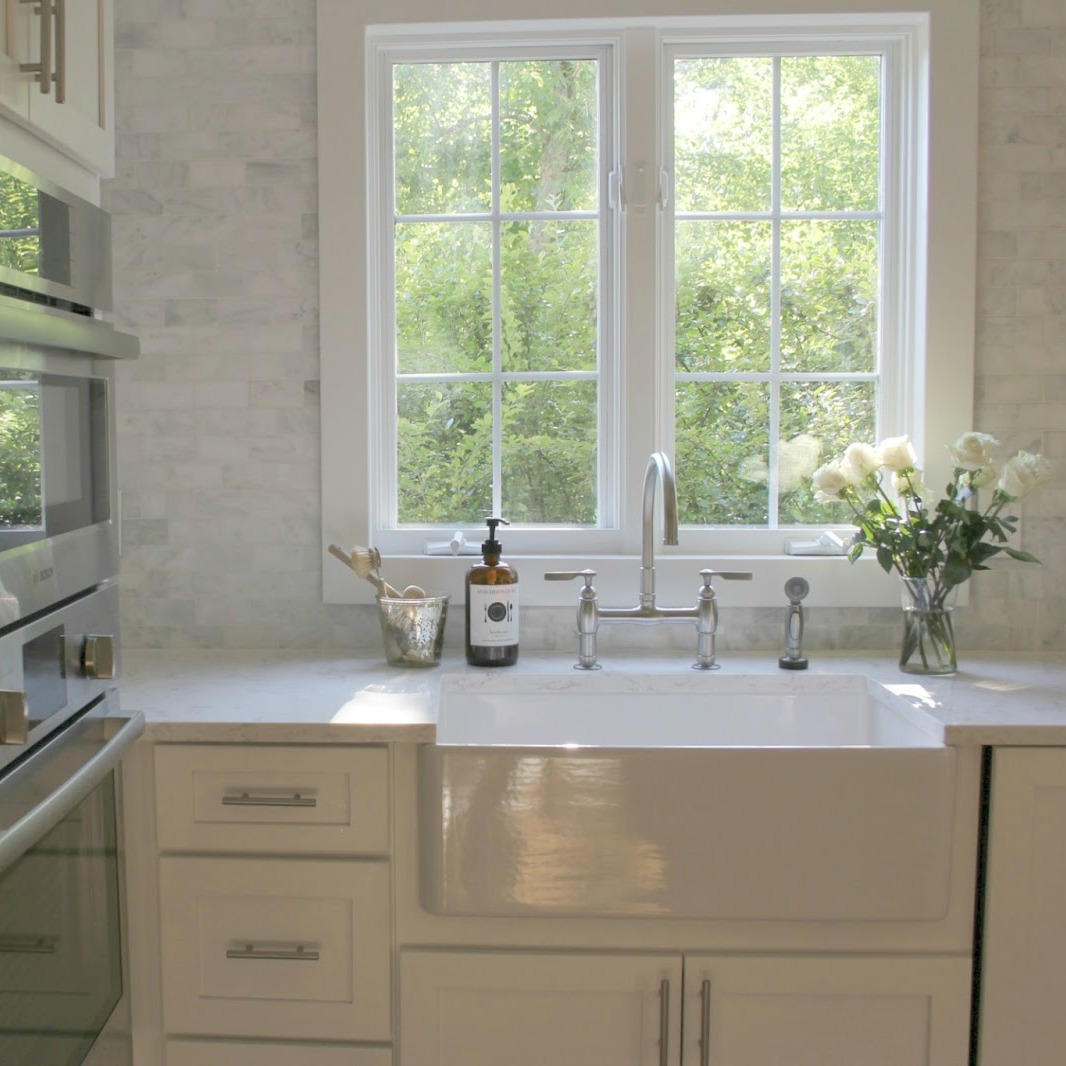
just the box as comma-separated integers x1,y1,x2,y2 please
468,583,519,646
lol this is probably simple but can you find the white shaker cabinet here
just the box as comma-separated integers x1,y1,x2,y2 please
684,955,971,1066
151,743,394,1062
0,2,29,119
0,0,114,175
979,747,1066,1065
400,951,683,1066
399,950,971,1066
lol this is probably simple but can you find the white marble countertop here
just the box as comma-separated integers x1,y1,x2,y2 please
119,647,1066,747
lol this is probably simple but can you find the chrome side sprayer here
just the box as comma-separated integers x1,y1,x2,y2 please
779,576,810,670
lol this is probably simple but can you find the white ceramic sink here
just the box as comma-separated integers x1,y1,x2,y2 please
435,672,943,748
421,672,963,921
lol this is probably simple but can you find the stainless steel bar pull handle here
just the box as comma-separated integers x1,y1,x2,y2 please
659,977,670,1066
0,934,57,954
221,791,317,808
53,0,64,102
226,942,320,962
699,978,712,1066
19,0,52,94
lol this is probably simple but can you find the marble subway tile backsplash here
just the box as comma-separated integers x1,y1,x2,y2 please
104,0,1066,652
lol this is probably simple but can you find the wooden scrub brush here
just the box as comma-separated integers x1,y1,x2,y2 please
328,544,402,598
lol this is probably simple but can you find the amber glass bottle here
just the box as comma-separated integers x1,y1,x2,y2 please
465,517,519,666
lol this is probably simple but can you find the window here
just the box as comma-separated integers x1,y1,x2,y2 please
318,1,978,605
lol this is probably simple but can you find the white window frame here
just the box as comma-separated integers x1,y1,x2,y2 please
317,1,978,608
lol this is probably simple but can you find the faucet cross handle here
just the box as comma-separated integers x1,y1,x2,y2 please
544,569,597,588
700,568,753,583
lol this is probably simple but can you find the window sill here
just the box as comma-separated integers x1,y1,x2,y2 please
323,551,911,609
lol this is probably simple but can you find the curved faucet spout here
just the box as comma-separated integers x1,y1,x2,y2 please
641,451,679,608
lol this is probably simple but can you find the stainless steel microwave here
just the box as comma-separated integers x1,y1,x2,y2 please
0,152,136,626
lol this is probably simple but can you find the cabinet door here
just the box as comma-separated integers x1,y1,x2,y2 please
18,0,113,174
980,747,1066,1065
159,856,391,1043
165,1041,391,1066
0,0,29,117
400,950,682,1066
684,955,971,1066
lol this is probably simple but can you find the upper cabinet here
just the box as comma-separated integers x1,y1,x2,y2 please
0,0,114,177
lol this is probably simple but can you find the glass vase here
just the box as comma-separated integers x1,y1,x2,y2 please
899,577,957,675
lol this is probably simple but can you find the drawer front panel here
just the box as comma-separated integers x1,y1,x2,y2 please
155,745,389,855
160,857,391,1042
165,1041,392,1066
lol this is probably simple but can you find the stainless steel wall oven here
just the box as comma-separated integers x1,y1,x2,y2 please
0,151,140,1066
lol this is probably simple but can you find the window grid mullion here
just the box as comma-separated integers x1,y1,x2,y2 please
768,55,783,529
491,60,503,519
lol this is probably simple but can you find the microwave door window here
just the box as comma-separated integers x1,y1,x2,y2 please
0,372,108,551
41,378,99,534
0,372,43,547
0,172,41,279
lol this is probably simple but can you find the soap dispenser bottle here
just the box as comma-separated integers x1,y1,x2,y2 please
465,517,519,666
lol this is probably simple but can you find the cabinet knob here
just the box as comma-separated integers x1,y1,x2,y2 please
83,634,115,680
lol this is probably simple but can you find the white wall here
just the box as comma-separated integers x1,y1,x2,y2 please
104,0,1066,653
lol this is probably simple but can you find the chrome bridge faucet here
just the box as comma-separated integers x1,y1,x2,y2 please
545,452,751,669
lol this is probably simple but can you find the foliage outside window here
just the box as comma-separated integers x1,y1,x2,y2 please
0,172,41,276
0,375,42,528
373,29,900,547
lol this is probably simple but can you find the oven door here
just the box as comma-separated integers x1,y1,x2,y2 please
0,698,144,1066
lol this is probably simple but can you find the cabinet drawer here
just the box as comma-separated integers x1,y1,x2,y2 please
160,856,391,1042
155,744,389,855
165,1040,391,1066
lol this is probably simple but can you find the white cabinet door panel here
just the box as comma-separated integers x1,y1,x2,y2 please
160,856,391,1042
980,747,1066,1065
685,955,971,1066
400,950,682,1066
165,1040,392,1066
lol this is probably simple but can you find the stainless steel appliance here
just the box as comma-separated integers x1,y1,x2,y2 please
0,583,142,1065
0,151,141,1066
0,150,135,626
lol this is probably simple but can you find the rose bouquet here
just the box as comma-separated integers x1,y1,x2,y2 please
811,432,1051,672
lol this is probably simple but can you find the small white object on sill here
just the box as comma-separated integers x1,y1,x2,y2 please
424,531,482,556
785,531,850,556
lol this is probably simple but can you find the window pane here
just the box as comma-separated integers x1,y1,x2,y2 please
780,220,879,373
676,221,772,373
778,380,876,524
674,57,772,213
397,381,492,523
780,55,881,212
394,63,491,215
500,59,598,213
396,222,492,374
502,380,597,523
676,381,770,525
501,219,597,372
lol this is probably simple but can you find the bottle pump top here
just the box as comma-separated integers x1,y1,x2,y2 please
482,516,509,555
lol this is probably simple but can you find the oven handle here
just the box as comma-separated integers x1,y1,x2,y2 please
0,711,145,872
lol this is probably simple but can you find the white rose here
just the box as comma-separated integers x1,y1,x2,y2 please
893,467,928,501
877,434,917,472
998,451,1051,498
812,461,849,503
966,465,998,490
948,431,999,470
842,442,881,485
777,434,822,493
